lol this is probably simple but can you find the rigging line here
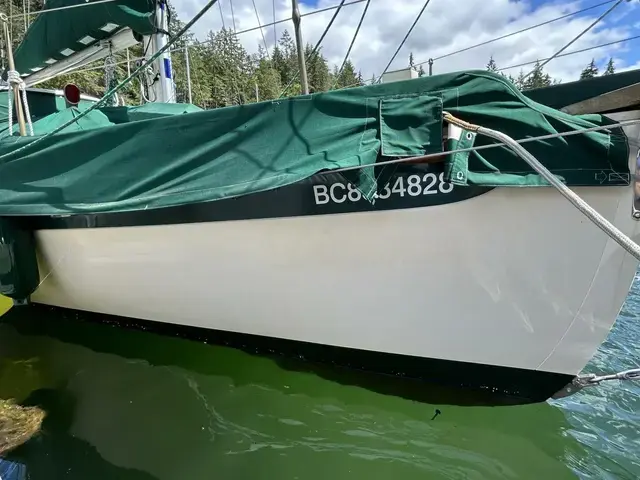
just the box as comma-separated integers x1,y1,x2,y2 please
68,28,640,89
424,0,617,64
499,33,640,72
230,0,237,31
6,0,120,19
522,0,625,80
329,118,640,175
379,0,433,82
218,0,226,29
235,0,366,36
336,32,640,90
251,0,270,57
0,0,222,162
279,0,347,97
333,0,370,88
44,26,640,94
272,0,276,45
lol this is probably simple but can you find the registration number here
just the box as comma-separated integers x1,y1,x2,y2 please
313,173,454,205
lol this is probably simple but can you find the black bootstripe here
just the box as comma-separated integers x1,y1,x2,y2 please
20,165,492,230
4,303,573,406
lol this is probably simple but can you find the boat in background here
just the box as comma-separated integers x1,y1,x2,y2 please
0,0,639,404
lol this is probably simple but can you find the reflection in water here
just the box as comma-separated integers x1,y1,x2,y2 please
7,388,159,480
0,290,637,479
0,305,581,480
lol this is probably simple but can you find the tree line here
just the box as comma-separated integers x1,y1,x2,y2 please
0,0,625,108
43,4,364,108
484,55,617,90
0,1,365,108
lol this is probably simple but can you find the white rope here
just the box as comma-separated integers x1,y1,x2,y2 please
7,69,34,136
20,84,33,135
7,77,13,136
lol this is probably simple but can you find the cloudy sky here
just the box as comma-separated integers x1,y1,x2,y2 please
173,0,640,83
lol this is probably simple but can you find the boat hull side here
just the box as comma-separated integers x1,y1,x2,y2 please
27,181,640,399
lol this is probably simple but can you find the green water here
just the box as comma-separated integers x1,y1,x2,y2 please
0,281,638,479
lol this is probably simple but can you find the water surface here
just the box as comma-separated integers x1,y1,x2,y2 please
0,280,637,479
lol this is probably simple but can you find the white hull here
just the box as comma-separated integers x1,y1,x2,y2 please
31,183,640,379
24,110,640,400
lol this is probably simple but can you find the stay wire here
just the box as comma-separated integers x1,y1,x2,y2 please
279,0,347,97
379,0,433,81
498,33,640,72
423,0,617,64
7,0,119,19
333,0,370,88
522,0,625,80
337,32,640,90
0,0,221,161
230,0,237,31
252,0,270,57
218,0,226,29
236,0,366,36
272,0,277,44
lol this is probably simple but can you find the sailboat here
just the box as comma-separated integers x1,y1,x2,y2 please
0,0,639,404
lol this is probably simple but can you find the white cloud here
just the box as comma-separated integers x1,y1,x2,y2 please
618,59,640,73
173,0,639,82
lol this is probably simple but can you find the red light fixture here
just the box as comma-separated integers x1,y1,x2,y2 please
63,83,81,107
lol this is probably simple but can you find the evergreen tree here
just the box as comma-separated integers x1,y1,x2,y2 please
579,58,599,79
409,52,415,68
274,30,298,87
304,44,331,93
514,70,527,90
418,64,426,77
253,58,282,101
1,6,371,109
604,58,615,75
336,60,359,88
523,61,552,90
272,45,286,83
486,56,498,72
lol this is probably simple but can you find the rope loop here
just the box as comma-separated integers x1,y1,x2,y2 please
6,70,34,136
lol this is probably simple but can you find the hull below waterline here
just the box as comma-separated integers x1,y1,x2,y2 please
27,181,640,402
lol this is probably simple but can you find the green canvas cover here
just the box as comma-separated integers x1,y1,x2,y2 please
0,89,96,137
28,107,114,135
12,0,156,76
0,70,629,216
99,102,204,124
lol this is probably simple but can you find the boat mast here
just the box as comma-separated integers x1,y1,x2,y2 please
143,0,174,103
291,0,309,95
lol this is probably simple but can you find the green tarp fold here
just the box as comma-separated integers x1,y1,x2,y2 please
0,70,630,216
445,123,566,187
99,103,204,124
